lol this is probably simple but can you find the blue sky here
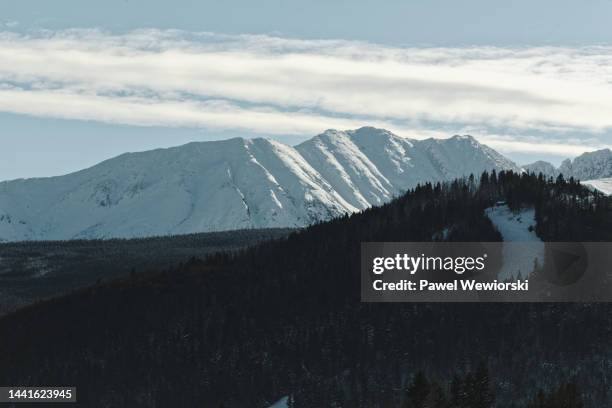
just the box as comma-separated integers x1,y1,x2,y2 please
6,0,612,46
2,0,612,180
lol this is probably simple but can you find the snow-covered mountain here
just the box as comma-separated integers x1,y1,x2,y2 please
523,149,612,181
558,149,612,181
522,160,559,179
0,127,520,242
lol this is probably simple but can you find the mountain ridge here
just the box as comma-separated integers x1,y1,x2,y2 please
523,148,612,181
1,127,521,242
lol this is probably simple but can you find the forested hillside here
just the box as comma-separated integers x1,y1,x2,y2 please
0,228,292,315
1,171,611,407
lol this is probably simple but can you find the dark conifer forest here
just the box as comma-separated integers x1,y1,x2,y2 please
1,171,612,407
0,228,292,316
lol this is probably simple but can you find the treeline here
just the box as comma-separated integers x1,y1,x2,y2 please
0,172,610,407
479,170,612,241
319,365,583,408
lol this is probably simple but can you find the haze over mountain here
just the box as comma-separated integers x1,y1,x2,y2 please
1,127,521,242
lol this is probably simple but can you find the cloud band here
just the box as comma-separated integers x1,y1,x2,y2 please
0,29,611,155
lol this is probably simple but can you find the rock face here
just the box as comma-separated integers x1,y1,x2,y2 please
0,127,520,241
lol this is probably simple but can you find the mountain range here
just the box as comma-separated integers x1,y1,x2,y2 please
0,127,521,242
523,148,612,180
2,127,611,242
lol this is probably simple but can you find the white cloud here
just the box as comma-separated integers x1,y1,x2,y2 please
0,28,611,155
0,87,388,135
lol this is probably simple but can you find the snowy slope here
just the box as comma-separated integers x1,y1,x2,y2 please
418,134,519,179
582,178,612,195
0,127,520,241
268,396,289,408
485,205,544,280
296,128,520,209
0,138,352,241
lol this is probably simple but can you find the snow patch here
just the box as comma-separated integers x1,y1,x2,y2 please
269,396,289,408
485,205,544,280
582,178,612,195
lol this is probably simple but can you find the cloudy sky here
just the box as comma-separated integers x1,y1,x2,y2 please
2,0,612,181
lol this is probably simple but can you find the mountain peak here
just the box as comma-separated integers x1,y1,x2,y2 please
523,149,612,182
528,160,554,166
559,148,612,181
450,134,477,141
584,148,611,157
523,160,559,178
348,126,396,137
448,135,482,148
316,126,397,140
422,134,479,146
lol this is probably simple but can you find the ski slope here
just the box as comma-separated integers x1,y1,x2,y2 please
485,205,544,280
269,396,289,408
